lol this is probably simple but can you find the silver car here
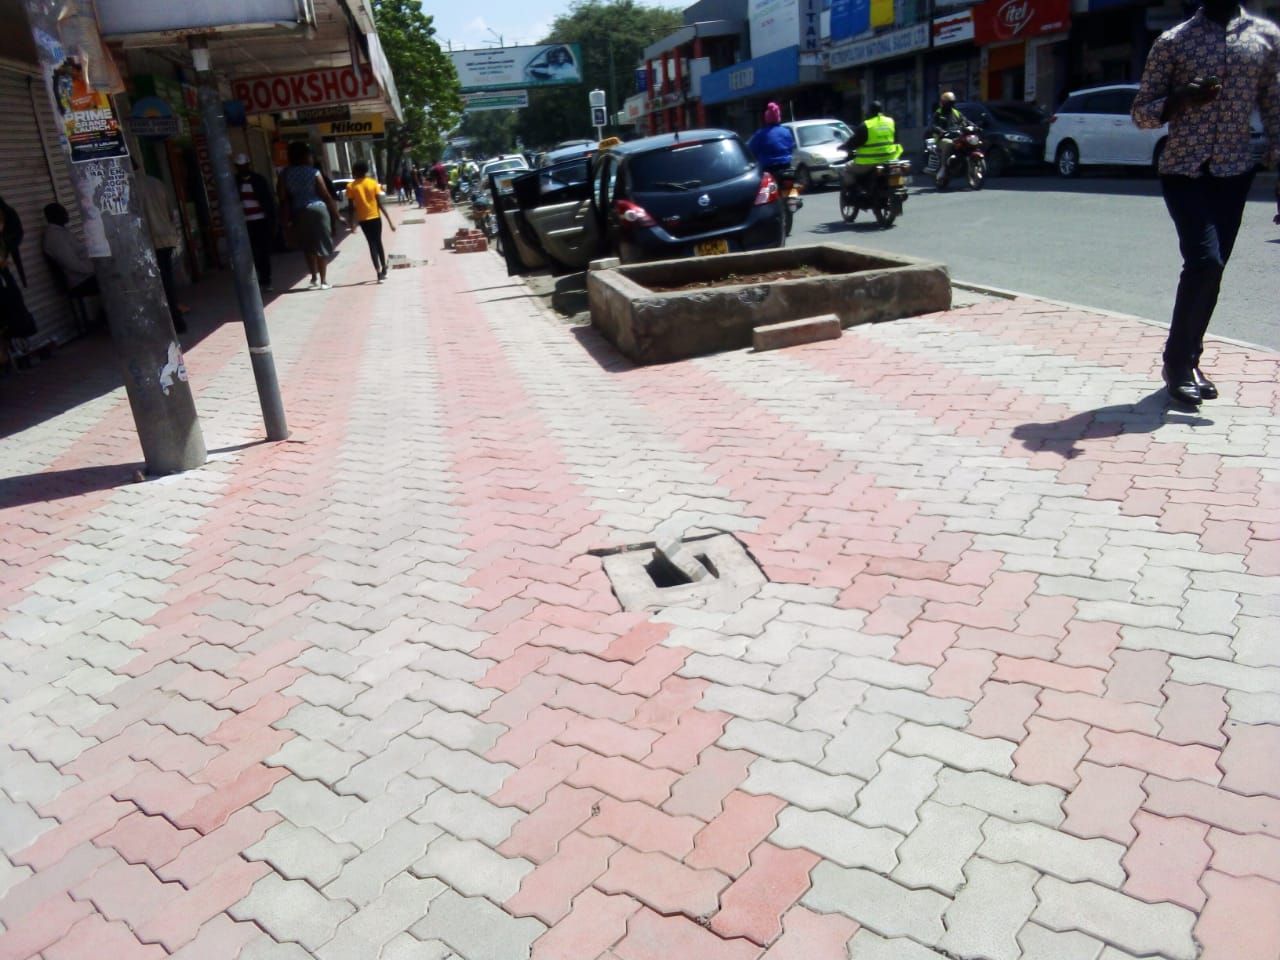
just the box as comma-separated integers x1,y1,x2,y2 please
783,119,854,190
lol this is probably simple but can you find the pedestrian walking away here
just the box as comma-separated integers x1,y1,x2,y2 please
135,162,187,333
345,160,396,282
277,140,342,290
1132,0,1280,407
234,153,277,292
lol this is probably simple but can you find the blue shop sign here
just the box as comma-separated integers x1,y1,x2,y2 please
701,46,800,106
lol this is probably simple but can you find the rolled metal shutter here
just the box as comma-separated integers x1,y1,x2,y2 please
0,65,83,346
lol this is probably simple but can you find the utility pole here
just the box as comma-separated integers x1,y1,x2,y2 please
190,37,289,442
608,39,618,135
21,0,206,474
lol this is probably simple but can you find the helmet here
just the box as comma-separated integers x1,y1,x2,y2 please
941,91,956,104
763,102,782,125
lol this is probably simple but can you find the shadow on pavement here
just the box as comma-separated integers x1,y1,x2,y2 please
570,324,634,373
1011,388,1213,459
0,461,145,509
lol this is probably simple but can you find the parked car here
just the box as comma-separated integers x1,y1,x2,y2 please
479,155,530,181
537,142,597,169
954,101,1049,176
1044,84,1166,177
492,129,784,274
783,118,854,190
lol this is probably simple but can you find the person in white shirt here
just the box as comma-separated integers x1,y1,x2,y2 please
135,164,186,333
42,203,96,296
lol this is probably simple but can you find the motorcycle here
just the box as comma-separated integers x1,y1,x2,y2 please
923,123,987,191
838,153,911,228
766,165,803,237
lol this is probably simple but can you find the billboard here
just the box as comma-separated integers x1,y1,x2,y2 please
233,65,381,114
450,44,583,92
462,91,531,112
96,0,307,36
972,0,1071,44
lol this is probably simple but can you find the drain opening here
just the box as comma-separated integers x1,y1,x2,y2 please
644,552,715,588
597,531,766,611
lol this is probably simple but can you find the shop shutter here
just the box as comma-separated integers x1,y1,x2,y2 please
0,65,84,346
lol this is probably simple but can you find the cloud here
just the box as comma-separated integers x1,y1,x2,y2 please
465,16,488,33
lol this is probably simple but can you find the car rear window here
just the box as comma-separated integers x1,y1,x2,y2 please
628,139,755,191
797,123,852,146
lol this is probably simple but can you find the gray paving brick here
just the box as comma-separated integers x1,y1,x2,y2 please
697,684,799,723
324,816,443,907
764,648,837,697
412,746,514,795
741,757,862,815
410,889,546,960
411,833,533,901
347,671,424,722
852,752,942,834
831,655,932,691
411,673,501,716
861,688,971,728
316,873,447,959
771,806,902,872
933,769,1065,827
341,699,432,757
1031,876,1197,960
382,932,457,960
329,776,439,850
820,711,902,779
847,930,948,959
940,857,1037,960
980,818,1125,886
266,737,363,785
0,858,31,901
230,873,355,952
719,718,828,765
803,862,948,944
256,776,363,834
895,722,1016,775
410,709,505,754
792,676,868,731
0,750,77,807
0,799,57,857
335,735,435,801
244,822,360,887
275,704,365,747
238,936,314,960
284,674,368,710
679,653,773,689
1017,922,1106,960
410,786,522,846
891,801,986,895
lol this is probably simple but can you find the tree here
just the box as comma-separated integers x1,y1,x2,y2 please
456,110,520,157
518,0,682,148
372,0,463,172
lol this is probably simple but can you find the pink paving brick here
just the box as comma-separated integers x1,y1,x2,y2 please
761,906,859,960
966,681,1040,741
644,707,730,772
487,706,574,766
595,847,730,919
40,914,167,960
582,797,705,858
993,656,1106,695
539,650,629,688
632,676,708,735
1062,761,1146,843
507,832,620,925
0,893,95,959
556,715,659,761
687,792,787,878
1013,717,1089,790
174,764,289,834
710,843,820,946
1157,682,1228,747
492,742,590,812
1055,620,1121,669
1122,812,1211,910
1219,722,1280,797
1207,828,1280,883
568,753,679,806
613,907,763,960
600,622,673,664
499,784,602,864
1037,690,1161,735
13,799,135,872
531,889,642,960
1103,649,1171,706
663,746,755,820
953,627,1059,660
550,680,644,723
1086,728,1222,785
154,806,279,886
928,648,996,701
134,856,271,952
1196,871,1280,960
613,646,690,697
892,619,960,667
92,811,200,871
478,644,552,691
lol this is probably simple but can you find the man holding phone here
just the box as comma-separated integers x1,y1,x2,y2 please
1132,0,1279,407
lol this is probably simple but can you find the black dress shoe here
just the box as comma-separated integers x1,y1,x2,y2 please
1192,367,1218,400
1163,364,1201,406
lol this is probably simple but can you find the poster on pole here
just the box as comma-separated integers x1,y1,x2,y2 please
49,56,129,164
450,44,583,91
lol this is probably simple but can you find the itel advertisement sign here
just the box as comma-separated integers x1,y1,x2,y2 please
233,65,381,114
972,0,1070,44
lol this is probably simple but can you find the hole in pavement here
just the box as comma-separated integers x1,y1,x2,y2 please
598,532,766,611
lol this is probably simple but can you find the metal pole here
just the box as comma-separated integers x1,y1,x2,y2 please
190,37,288,441
22,0,206,474
608,39,618,135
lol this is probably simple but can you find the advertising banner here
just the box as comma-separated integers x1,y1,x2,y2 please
233,65,381,114
932,8,975,45
96,0,306,36
828,22,929,70
972,0,1071,45
49,56,129,163
830,0,871,43
450,44,583,92
750,0,799,58
461,91,531,112
281,114,386,139
871,0,895,27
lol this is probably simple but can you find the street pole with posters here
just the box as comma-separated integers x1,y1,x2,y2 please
189,37,289,442
22,0,206,475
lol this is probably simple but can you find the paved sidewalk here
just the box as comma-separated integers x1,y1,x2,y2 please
1,208,1278,960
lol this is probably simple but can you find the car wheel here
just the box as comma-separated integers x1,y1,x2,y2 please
986,147,1009,178
1056,141,1081,178
796,165,813,191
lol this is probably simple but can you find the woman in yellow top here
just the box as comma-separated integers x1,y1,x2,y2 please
344,161,396,282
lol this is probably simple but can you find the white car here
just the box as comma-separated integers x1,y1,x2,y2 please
479,156,530,181
783,119,854,189
1045,84,1167,177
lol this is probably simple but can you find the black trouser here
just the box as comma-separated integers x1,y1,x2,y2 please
358,218,386,274
155,246,181,324
246,218,273,286
1160,171,1254,369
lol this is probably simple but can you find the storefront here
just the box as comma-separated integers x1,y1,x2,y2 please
970,0,1070,104
827,23,930,142
701,44,826,134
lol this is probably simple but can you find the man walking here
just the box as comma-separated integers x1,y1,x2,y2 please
1133,0,1279,406
234,153,277,292
136,164,186,333
344,161,395,283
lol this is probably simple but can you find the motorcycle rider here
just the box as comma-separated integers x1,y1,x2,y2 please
747,101,796,180
929,91,967,179
841,100,904,177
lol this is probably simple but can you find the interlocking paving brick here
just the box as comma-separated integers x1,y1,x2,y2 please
229,872,355,952
939,857,1037,960
265,737,363,785
316,872,447,959
818,710,901,779
890,801,985,895
528,888,641,960
243,821,360,887
981,817,1125,886
845,929,947,959
1015,922,1106,960
895,721,1016,775
1195,870,1280,960
506,831,617,925
710,842,819,945
803,862,948,943
1121,812,1211,910
740,758,862,815
411,785,522,846
410,888,547,960
581,798,702,858
770,806,902,872
1031,876,1198,960
852,752,943,834
412,833,533,902
932,768,1065,826
595,846,730,919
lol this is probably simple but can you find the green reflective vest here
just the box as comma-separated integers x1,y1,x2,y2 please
855,115,904,165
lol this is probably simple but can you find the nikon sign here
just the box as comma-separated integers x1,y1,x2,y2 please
281,114,386,140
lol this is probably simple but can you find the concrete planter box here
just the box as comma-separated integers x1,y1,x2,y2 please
587,243,950,365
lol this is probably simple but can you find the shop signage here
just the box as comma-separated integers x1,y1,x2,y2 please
701,45,800,105
827,22,928,70
295,104,351,124
129,94,180,138
972,0,1070,45
96,0,305,37
461,91,531,112
830,0,871,44
623,92,647,122
871,0,895,27
932,8,975,45
280,114,386,137
233,65,381,114
750,0,822,59
449,44,583,92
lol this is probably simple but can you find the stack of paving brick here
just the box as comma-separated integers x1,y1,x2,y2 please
424,188,452,214
453,228,488,254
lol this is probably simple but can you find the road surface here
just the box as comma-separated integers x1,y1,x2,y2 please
791,172,1279,351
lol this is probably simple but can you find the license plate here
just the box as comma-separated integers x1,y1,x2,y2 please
888,176,905,186
695,239,729,257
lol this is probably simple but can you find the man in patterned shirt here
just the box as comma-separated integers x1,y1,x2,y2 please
1133,0,1279,406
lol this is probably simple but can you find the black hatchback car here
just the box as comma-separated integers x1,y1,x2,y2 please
955,101,1050,176
492,130,784,274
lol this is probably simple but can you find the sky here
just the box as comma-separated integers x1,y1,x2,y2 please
426,0,671,56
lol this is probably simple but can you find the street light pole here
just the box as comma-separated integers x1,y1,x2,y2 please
21,0,206,474
189,37,289,442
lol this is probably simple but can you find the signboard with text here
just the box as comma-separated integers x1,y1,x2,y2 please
461,90,531,112
450,44,583,92
933,8,975,45
827,22,929,70
233,65,381,114
280,114,386,139
972,0,1071,44
97,0,305,36
830,0,871,43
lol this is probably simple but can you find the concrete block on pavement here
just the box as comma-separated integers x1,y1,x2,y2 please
753,315,842,353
